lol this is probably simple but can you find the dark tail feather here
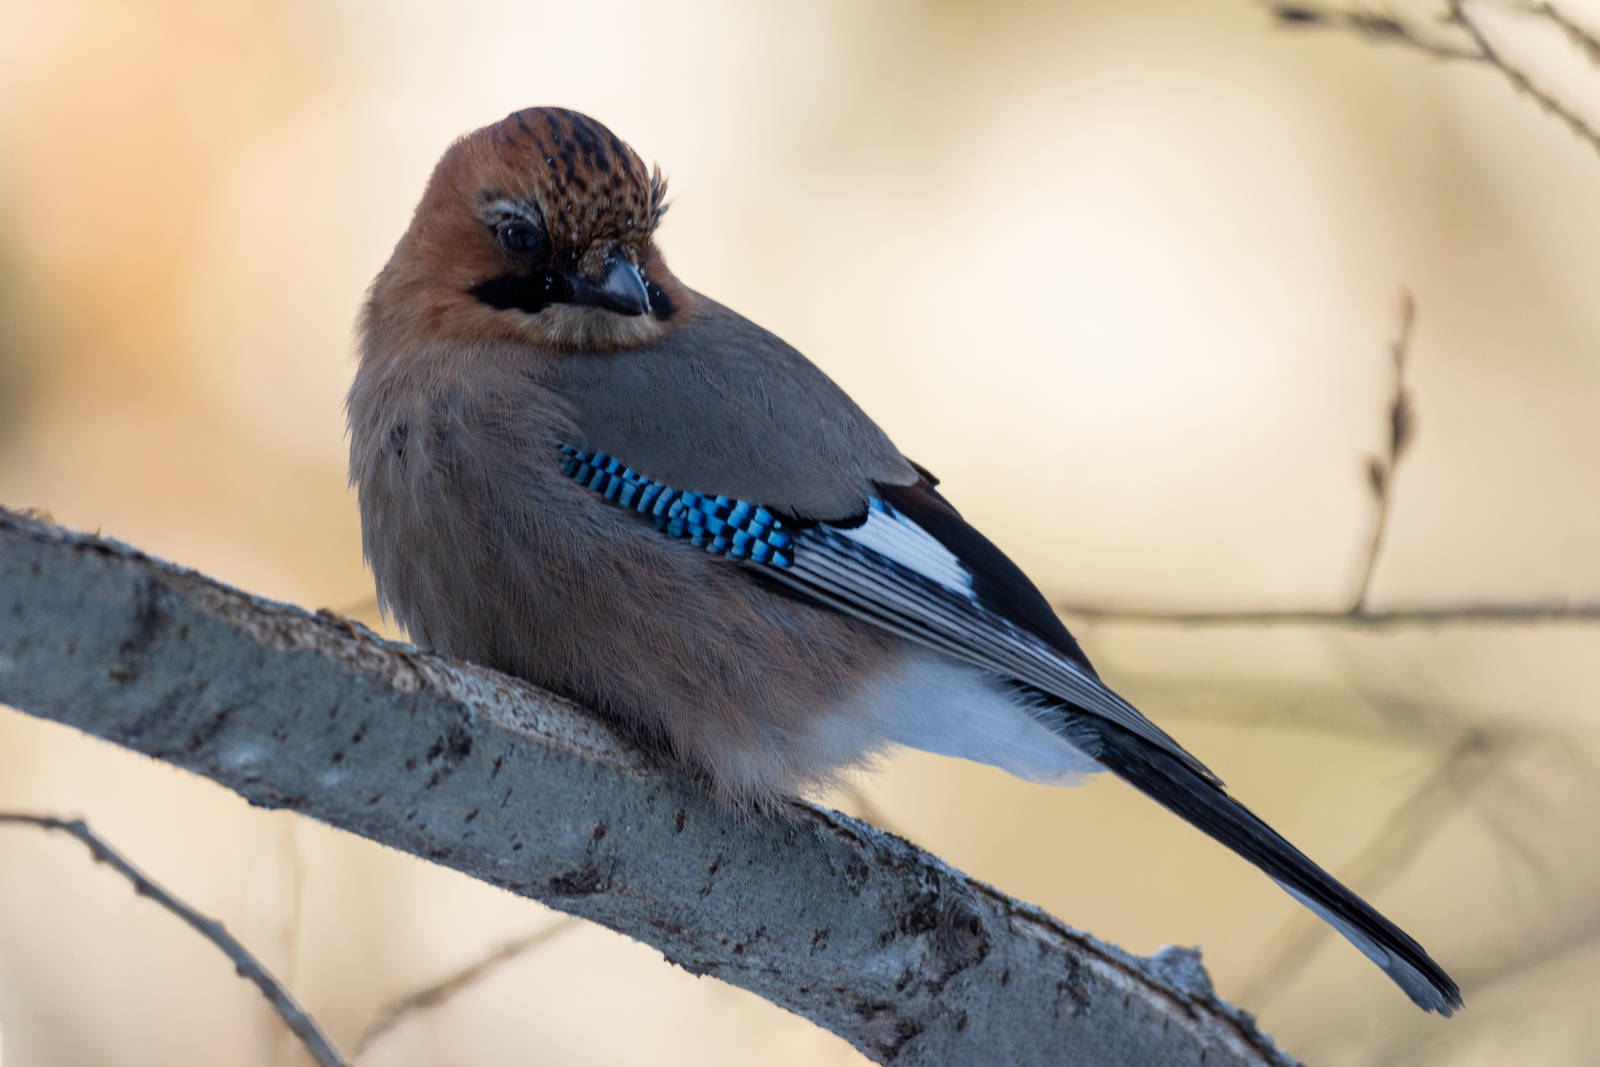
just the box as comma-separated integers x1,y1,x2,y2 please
1054,707,1462,1014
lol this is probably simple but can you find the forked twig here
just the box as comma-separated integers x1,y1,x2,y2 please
1270,1,1600,160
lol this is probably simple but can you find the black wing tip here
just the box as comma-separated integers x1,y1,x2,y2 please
1075,712,1463,1015
1363,926,1461,1015
1282,875,1463,1015
1385,953,1462,1015
1423,983,1465,1017
1277,859,1464,1016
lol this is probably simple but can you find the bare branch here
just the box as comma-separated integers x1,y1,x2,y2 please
1271,1,1600,160
1352,290,1416,611
355,919,579,1056
0,508,1300,1067
1517,1,1600,65
1053,289,1598,628
1450,0,1600,160
1269,2,1485,59
1053,597,1600,627
0,811,348,1067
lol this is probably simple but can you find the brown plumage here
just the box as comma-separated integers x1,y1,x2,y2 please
349,106,1461,1013
351,107,915,798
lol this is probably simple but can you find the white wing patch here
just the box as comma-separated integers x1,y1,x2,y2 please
831,500,975,596
777,508,1220,784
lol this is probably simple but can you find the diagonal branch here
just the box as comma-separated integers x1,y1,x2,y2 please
1517,1,1600,65
0,811,348,1067
355,919,579,1056
1448,0,1600,160
0,507,1300,1067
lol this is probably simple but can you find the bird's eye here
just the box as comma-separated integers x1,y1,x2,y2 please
498,221,547,259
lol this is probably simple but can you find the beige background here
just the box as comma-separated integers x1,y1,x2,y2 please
2,1,1598,1064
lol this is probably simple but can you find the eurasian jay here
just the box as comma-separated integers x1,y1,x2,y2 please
348,106,1460,1014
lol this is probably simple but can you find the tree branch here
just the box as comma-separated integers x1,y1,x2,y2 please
355,919,579,1056
0,507,1299,1067
1052,599,1600,627
1051,289,1599,629
0,811,348,1067
1270,1,1600,161
1351,289,1416,611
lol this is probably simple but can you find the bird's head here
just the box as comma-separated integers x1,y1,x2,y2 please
367,107,689,355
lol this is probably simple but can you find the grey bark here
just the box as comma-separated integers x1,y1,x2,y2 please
0,507,1299,1066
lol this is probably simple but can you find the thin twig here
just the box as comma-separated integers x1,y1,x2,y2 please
1236,730,1513,1008
355,919,579,1056
1271,2,1485,59
1451,0,1600,160
1053,289,1600,627
1271,1,1600,160
1516,1,1600,65
1351,289,1416,611
0,812,349,1067
1053,598,1600,627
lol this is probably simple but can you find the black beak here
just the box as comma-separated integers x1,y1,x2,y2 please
561,256,650,316
468,256,653,318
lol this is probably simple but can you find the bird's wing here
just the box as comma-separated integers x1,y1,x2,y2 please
549,296,1462,1012
551,295,1211,776
550,296,918,524
555,445,1219,783
556,444,1464,1013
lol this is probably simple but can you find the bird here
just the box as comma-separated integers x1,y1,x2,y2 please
348,106,1461,1015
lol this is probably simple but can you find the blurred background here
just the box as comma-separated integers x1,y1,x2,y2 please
2,1,1598,1064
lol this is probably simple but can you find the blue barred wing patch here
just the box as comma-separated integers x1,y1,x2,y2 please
561,446,795,566
559,444,1215,781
